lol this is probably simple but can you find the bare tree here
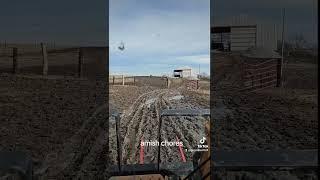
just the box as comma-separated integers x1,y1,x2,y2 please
292,33,307,49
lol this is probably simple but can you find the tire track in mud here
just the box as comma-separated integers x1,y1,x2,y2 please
160,96,206,163
121,90,167,164
158,97,176,163
119,89,162,140
118,88,207,164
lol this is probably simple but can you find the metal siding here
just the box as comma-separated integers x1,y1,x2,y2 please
213,15,279,51
182,69,191,77
230,26,256,51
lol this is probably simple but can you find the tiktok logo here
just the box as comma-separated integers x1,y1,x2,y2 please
200,137,206,144
197,137,208,149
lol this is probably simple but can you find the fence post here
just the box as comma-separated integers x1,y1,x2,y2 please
133,76,136,86
12,47,18,74
113,76,115,85
255,25,257,48
122,75,125,86
276,58,282,87
78,48,83,78
41,43,48,76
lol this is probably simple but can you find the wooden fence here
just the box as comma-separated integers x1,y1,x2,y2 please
0,44,107,78
109,75,135,85
240,58,282,92
109,75,199,90
109,75,168,88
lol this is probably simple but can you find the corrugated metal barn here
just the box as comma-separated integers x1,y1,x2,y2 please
212,15,280,51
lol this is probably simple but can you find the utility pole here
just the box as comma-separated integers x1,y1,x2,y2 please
280,8,285,87
281,8,285,59
312,0,316,58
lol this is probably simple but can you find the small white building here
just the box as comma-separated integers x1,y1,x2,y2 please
173,66,197,78
173,66,192,78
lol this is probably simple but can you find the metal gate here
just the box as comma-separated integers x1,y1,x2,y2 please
240,58,281,92
186,80,199,90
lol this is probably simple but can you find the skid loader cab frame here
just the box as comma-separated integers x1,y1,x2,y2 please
109,108,211,180
109,108,318,180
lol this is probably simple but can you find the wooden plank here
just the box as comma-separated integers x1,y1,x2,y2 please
47,47,79,54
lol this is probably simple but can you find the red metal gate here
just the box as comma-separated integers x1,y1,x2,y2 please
240,58,281,92
186,80,199,90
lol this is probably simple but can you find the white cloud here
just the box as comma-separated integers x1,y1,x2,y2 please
174,54,210,65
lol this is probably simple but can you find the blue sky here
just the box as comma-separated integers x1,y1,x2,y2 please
109,0,210,76
0,0,108,46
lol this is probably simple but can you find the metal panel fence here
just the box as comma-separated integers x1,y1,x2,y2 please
240,58,281,92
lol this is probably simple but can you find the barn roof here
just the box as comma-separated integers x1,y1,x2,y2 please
174,66,192,70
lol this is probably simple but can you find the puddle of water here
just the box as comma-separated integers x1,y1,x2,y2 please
145,98,156,105
144,98,156,108
168,95,184,101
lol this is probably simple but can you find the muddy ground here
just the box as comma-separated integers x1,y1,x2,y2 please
212,53,318,179
0,74,108,179
109,85,210,167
